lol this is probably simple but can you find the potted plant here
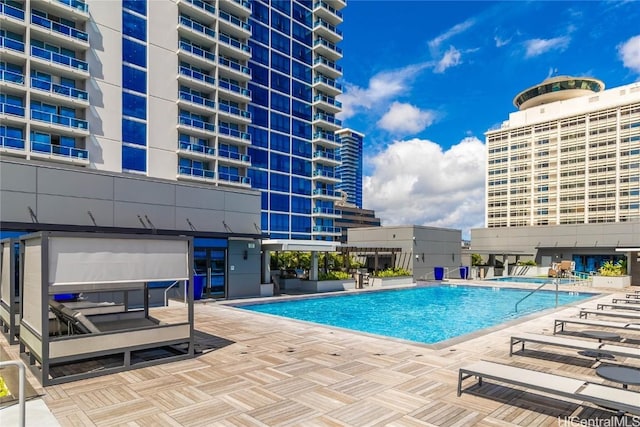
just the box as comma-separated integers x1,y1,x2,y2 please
592,260,630,289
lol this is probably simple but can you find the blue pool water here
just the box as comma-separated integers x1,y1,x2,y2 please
240,285,594,344
488,277,575,285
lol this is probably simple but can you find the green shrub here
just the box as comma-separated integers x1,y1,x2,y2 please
517,260,537,266
598,260,626,277
471,253,484,266
374,268,411,277
318,270,351,281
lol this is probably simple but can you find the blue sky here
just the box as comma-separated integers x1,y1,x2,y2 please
335,1,640,238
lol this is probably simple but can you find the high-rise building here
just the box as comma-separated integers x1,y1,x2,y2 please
336,128,363,208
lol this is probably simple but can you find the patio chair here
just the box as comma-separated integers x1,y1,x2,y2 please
458,360,640,416
509,332,640,360
580,309,640,321
554,318,640,334
597,303,640,311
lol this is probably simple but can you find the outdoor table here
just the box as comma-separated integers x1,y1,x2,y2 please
578,330,620,360
596,366,640,389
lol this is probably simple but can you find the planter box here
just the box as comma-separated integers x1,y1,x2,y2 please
592,275,631,289
302,280,355,293
370,276,414,287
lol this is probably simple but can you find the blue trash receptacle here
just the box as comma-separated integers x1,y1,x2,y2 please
434,267,444,280
459,266,469,279
189,275,205,300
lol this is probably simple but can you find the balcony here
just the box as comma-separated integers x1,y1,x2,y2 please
218,10,251,39
312,188,342,200
177,0,216,24
218,125,251,144
177,116,215,137
221,0,251,18
0,37,26,62
313,56,342,78
313,130,340,149
31,110,89,134
312,169,340,183
312,112,342,131
0,3,25,33
0,69,25,96
312,225,341,235
178,90,215,114
217,102,251,123
218,56,251,80
313,150,341,166
312,207,340,218
31,140,89,165
178,41,216,69
178,16,216,46
31,45,88,76
31,14,89,48
0,103,26,124
178,66,215,91
177,140,215,159
218,79,251,101
217,172,251,187
217,33,251,59
0,136,26,156
313,1,343,25
312,74,342,96
54,0,89,15
31,77,89,106
313,93,342,114
217,149,250,165
313,37,342,60
177,165,215,182
313,19,342,43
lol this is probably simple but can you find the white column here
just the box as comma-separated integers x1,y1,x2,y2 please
310,251,319,281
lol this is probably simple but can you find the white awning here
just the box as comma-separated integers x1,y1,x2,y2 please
262,239,340,252
616,247,640,252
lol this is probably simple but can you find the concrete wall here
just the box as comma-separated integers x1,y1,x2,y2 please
227,239,261,298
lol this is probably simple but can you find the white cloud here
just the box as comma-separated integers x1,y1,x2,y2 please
337,63,429,120
618,34,640,73
434,46,462,73
363,137,486,239
494,35,511,48
428,19,475,53
524,36,571,58
377,102,436,134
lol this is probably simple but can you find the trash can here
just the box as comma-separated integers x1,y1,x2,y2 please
459,266,469,279
189,275,205,300
434,266,444,280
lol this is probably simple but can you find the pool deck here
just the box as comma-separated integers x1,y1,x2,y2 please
1,281,639,426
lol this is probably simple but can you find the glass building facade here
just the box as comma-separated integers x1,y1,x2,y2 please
336,128,363,208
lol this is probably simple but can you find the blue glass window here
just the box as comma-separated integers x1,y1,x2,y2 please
291,196,311,214
271,71,290,94
249,126,268,148
250,63,268,85
249,147,268,168
271,112,290,133
292,100,311,120
261,191,268,209
270,152,290,173
123,0,146,15
249,105,268,127
252,21,269,45
270,213,289,232
292,41,311,65
271,31,290,55
252,1,269,24
250,84,268,106
122,92,146,119
271,132,290,153
122,145,146,171
123,11,146,42
272,0,291,15
270,193,289,212
292,61,311,83
261,212,268,230
122,65,146,94
123,38,146,67
291,177,311,195
292,80,311,102
292,22,311,46
291,215,310,233
292,118,311,139
292,137,312,158
250,41,269,65
270,173,290,192
271,52,290,74
292,2,311,27
122,118,146,146
271,92,290,114
291,157,311,176
271,10,290,35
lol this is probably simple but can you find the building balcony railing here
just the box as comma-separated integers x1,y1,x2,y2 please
218,149,250,163
313,37,342,55
218,56,251,76
312,169,339,180
313,74,343,92
218,172,250,185
218,102,251,119
313,56,342,73
218,79,250,98
180,0,216,15
31,109,88,129
31,45,88,72
313,150,341,162
312,207,339,216
313,1,343,19
1,2,24,20
1,136,25,150
0,36,25,53
313,94,342,108
1,102,25,117
313,19,342,40
178,165,215,179
218,126,250,141
31,77,88,101
313,113,342,127
218,10,251,32
178,66,215,86
31,140,88,159
179,41,215,62
0,69,24,85
31,14,88,42
178,140,215,156
179,16,215,39
218,33,251,54
55,0,89,13
312,225,340,234
179,91,215,109
312,188,339,197
313,131,337,143
178,116,215,132
230,0,251,12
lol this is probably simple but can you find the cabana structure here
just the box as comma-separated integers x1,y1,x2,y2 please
0,238,19,344
18,231,195,385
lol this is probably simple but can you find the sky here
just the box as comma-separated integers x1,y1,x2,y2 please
336,1,640,239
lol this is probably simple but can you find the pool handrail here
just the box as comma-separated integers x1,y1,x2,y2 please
514,278,559,312
0,359,26,427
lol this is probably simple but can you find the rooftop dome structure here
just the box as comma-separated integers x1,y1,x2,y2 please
513,76,605,110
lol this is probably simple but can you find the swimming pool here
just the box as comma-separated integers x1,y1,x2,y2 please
488,277,575,285
239,285,595,345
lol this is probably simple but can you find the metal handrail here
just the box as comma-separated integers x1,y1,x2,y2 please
0,360,26,427
163,280,183,306
515,278,558,312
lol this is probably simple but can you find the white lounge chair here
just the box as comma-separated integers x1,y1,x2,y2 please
510,332,640,360
458,360,640,416
597,303,640,311
580,309,640,321
554,318,640,334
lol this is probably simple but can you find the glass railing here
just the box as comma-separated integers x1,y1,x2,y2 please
178,116,215,131
312,188,337,197
218,103,250,119
181,0,215,15
1,2,24,20
313,75,343,91
31,46,88,71
313,56,342,72
218,10,251,32
0,69,25,84
0,136,25,150
313,207,337,215
218,149,250,162
31,109,88,129
31,77,88,101
0,102,25,117
314,38,342,55
31,14,89,42
31,140,88,159
313,150,340,162
313,225,340,233
179,16,215,38
218,126,250,141
231,0,251,10
218,173,250,185
218,79,250,97
313,113,342,126
178,66,215,85
0,36,25,53
313,131,336,142
313,19,342,37
218,33,251,53
178,140,215,155
55,0,89,13
313,94,342,108
179,41,215,62
178,165,215,179
313,1,342,18
313,169,337,179
218,57,251,76
179,91,215,109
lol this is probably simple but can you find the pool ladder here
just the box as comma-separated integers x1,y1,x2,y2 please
514,279,559,312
